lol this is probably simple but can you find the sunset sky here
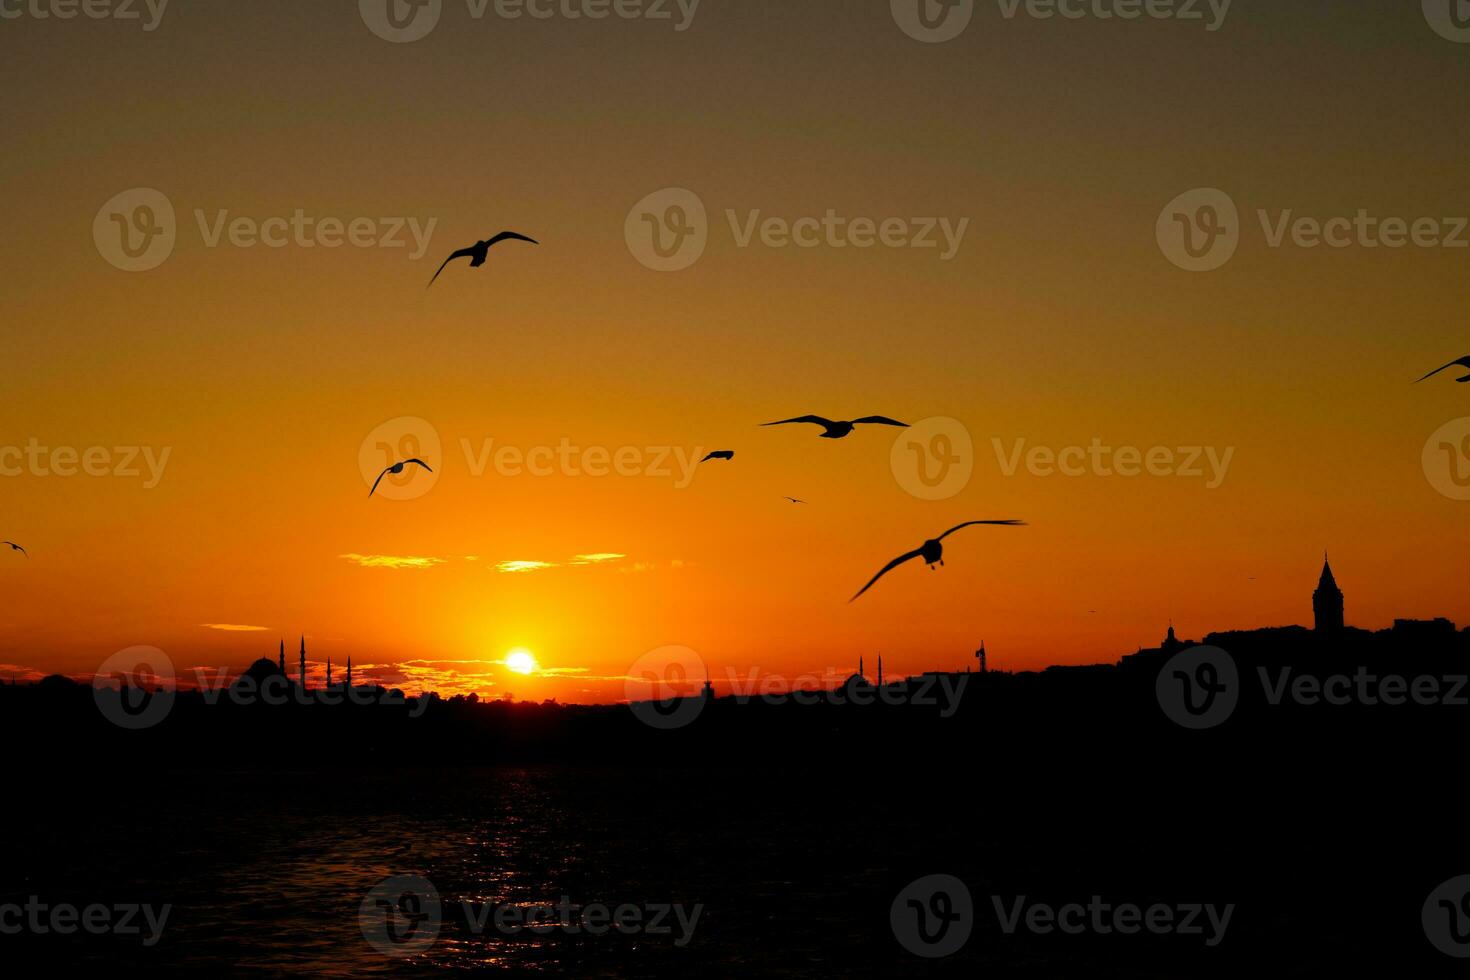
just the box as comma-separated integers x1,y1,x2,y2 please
3,1,1469,700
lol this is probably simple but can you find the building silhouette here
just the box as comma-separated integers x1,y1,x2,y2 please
237,650,289,690
1313,555,1345,633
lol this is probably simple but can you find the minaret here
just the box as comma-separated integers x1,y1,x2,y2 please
299,636,306,689
878,655,883,687
278,639,286,673
327,656,333,687
976,641,987,674
702,669,713,701
859,655,864,680
346,656,353,689
1314,553,1344,633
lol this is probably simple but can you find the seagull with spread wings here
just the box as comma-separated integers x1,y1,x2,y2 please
1416,356,1470,384
427,231,539,288
3,541,27,557
761,415,908,439
851,521,1025,602
370,459,433,497
701,451,735,463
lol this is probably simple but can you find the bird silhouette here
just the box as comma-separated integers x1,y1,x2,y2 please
1416,356,1470,384
851,521,1025,602
427,231,539,288
701,451,735,462
762,415,908,439
3,541,27,557
370,459,433,496
784,496,806,504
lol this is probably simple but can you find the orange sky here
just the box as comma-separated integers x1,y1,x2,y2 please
2,2,1469,700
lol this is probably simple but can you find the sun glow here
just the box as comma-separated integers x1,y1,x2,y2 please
505,649,538,675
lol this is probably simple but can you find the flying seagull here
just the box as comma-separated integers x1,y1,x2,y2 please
370,459,433,496
701,451,735,462
762,415,908,439
3,541,27,557
1416,356,1470,384
851,521,1025,602
784,496,806,504
427,231,539,288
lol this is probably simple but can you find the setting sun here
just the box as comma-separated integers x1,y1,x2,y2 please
505,649,539,676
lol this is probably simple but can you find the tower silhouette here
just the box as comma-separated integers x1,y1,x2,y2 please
298,636,306,689
1314,554,1344,633
278,639,285,674
346,656,352,689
